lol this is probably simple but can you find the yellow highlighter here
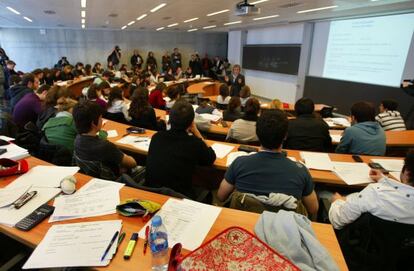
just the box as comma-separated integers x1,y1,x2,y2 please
123,233,138,260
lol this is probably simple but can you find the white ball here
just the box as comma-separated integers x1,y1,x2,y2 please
60,175,77,194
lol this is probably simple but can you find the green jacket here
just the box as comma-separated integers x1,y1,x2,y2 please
43,113,77,152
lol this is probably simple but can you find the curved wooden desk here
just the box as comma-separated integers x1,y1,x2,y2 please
0,156,348,271
186,81,221,96
57,76,94,97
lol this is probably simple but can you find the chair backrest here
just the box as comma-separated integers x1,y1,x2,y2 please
36,138,73,166
320,106,334,118
337,212,414,271
103,112,128,124
73,152,117,180
229,191,308,216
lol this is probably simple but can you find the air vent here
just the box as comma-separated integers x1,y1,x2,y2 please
162,16,171,20
208,20,216,23
108,13,118,17
140,27,146,29
278,2,303,8
44,10,56,15
57,24,65,27
101,25,108,28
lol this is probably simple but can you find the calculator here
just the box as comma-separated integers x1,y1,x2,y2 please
15,204,55,231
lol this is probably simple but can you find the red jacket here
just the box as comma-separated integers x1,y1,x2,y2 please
148,89,166,109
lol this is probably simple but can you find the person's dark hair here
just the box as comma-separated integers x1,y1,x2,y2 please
167,86,180,100
73,69,83,78
256,109,288,150
403,150,414,185
239,85,251,99
84,64,92,76
73,101,103,134
98,81,110,90
295,98,315,116
32,68,43,76
75,62,84,69
87,84,99,100
381,99,399,111
155,82,166,92
243,98,260,121
228,96,241,113
36,84,50,94
108,87,123,108
6,60,15,66
21,73,35,86
128,87,150,120
219,84,229,98
102,70,113,78
351,101,375,122
93,62,101,73
45,86,72,107
169,99,194,130
9,75,21,86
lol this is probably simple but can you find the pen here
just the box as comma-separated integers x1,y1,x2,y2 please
101,231,119,262
134,139,148,143
124,233,138,260
143,225,149,255
116,232,126,251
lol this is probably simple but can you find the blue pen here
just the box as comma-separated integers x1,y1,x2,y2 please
101,231,119,262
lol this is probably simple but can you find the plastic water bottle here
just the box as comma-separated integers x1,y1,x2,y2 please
150,215,169,271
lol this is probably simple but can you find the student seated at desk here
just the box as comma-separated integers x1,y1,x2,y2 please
149,82,166,110
10,73,39,112
375,99,406,131
336,102,386,156
216,84,231,109
195,99,221,115
145,100,216,199
284,98,332,152
226,98,260,144
217,109,319,216
87,84,107,110
60,65,74,81
165,86,180,110
73,101,137,179
13,83,48,128
105,86,130,123
223,96,244,122
329,150,414,230
128,87,165,131
239,85,251,108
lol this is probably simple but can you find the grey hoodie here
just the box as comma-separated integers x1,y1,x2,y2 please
335,121,386,156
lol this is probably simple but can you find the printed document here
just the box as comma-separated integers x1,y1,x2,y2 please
300,152,334,171
371,159,404,172
117,135,151,152
211,143,234,159
333,162,373,185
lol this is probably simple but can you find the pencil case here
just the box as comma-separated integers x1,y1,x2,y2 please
116,199,161,217
0,158,29,177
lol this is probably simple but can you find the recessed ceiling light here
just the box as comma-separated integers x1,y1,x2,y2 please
121,25,127,30
184,17,198,23
168,23,178,27
23,16,33,22
81,10,86,17
207,9,229,16
188,28,198,32
81,18,85,24
43,10,56,15
137,14,147,20
156,27,165,31
297,5,338,14
203,25,216,29
6,7,20,15
128,20,135,26
108,13,118,17
151,3,167,13
250,0,268,4
81,0,87,8
81,24,85,29
253,14,279,20
224,20,242,26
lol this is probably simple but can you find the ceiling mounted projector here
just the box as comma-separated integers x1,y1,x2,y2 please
235,0,261,16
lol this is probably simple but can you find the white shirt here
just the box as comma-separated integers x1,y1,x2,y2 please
226,119,258,143
217,95,231,105
107,99,130,121
329,177,414,230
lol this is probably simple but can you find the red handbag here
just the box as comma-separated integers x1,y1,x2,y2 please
168,226,299,271
0,158,29,177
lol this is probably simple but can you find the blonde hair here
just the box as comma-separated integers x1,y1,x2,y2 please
57,98,77,112
270,99,283,110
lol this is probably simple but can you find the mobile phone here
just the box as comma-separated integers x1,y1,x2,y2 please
368,162,389,174
238,145,258,153
126,126,146,134
0,148,7,155
221,120,228,127
352,155,363,162
14,191,37,209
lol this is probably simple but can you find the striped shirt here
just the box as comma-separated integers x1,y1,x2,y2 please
375,111,406,131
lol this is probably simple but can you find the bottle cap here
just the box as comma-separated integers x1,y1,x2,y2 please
151,215,162,227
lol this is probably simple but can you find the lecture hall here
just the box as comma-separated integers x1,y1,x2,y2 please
0,0,414,270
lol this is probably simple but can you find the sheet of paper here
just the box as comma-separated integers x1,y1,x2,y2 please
288,156,297,162
371,159,404,172
331,134,342,143
138,198,221,251
0,143,29,160
0,187,61,227
226,151,255,166
50,186,120,222
77,178,124,194
7,166,80,189
333,162,373,185
23,220,122,269
0,135,14,141
300,152,334,171
106,130,118,138
199,113,221,122
389,171,401,181
0,185,31,208
116,136,151,152
324,118,351,127
211,143,234,159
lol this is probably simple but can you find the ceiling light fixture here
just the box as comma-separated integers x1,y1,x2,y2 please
207,9,229,16
82,24,85,29
168,23,178,27
224,20,242,26
151,3,167,13
250,0,268,4
128,20,135,26
6,7,20,15
297,5,338,14
253,14,279,20
156,26,165,31
81,10,86,17
23,16,33,22
81,18,85,24
188,28,198,32
183,17,198,23
137,14,147,20
81,0,87,8
203,25,216,29
121,25,127,30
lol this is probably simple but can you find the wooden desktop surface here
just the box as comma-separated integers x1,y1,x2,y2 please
103,119,402,187
0,156,348,270
330,129,414,147
59,76,94,97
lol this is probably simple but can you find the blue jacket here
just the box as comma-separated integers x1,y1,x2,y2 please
336,121,386,156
